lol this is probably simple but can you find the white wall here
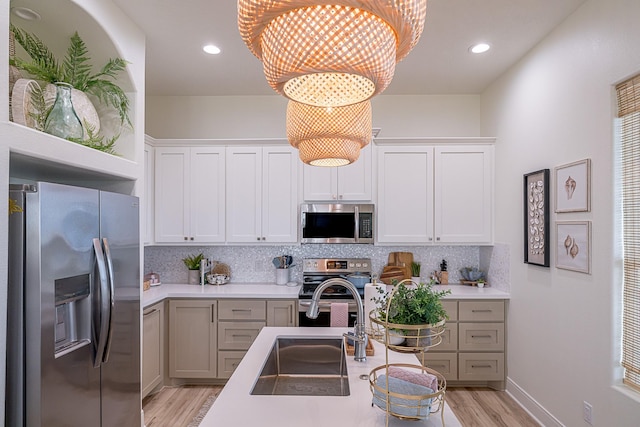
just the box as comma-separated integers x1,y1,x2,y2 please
145,94,481,139
482,0,640,425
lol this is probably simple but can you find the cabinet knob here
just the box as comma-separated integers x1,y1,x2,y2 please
436,237,440,241
190,237,194,241
256,237,260,241
338,195,343,199
184,236,188,241
262,237,266,241
428,237,433,241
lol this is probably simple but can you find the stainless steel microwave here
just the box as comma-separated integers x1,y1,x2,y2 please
300,203,374,244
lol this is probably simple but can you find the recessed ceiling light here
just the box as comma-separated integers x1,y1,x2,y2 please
11,6,41,21
203,44,221,55
469,43,491,54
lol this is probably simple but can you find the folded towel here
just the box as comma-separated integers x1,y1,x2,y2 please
387,366,439,392
372,375,433,419
330,302,349,327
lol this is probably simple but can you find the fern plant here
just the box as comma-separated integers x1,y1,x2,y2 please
10,25,131,128
68,122,119,155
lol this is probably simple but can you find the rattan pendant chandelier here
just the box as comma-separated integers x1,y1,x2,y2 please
238,0,428,107
287,100,372,167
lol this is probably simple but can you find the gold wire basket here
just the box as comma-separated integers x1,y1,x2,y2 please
369,363,447,423
367,278,447,353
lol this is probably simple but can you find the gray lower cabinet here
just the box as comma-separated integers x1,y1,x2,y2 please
423,299,507,389
169,299,218,378
165,298,298,380
142,301,164,397
267,300,297,326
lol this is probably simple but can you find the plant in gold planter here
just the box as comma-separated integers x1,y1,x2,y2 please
374,279,450,348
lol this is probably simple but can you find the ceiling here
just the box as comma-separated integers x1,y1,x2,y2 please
109,0,585,98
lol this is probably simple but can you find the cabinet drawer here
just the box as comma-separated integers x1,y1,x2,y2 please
441,301,458,321
422,352,458,381
434,323,457,351
458,353,504,381
217,351,247,379
218,300,266,320
218,321,265,350
459,301,504,322
459,323,504,351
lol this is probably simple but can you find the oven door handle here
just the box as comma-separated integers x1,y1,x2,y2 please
298,301,358,310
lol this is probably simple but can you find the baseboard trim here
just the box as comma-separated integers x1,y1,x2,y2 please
506,377,565,427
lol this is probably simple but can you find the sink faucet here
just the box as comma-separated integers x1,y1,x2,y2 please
306,278,368,362
200,258,213,286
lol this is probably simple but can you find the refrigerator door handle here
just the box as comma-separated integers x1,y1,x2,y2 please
101,238,116,363
92,238,111,368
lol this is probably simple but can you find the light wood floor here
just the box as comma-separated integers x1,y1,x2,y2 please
143,385,540,427
446,387,540,427
143,385,223,427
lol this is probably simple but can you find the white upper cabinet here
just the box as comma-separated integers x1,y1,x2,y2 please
303,144,372,201
376,141,494,245
377,146,434,243
434,145,493,244
154,146,225,243
226,146,298,243
143,141,155,245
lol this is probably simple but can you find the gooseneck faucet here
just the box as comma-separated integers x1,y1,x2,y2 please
306,278,368,362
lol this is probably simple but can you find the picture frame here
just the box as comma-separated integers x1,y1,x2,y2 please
556,221,591,274
524,169,550,267
554,159,591,213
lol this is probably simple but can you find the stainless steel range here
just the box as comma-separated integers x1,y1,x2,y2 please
298,258,372,327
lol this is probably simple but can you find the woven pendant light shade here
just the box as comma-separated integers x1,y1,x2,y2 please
287,100,372,166
238,0,428,107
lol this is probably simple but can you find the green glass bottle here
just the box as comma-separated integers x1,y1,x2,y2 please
44,82,84,140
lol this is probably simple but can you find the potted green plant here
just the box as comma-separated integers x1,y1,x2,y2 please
410,261,421,283
438,259,448,284
375,279,451,348
182,253,204,285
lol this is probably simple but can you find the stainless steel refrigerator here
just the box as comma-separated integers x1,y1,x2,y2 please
6,182,141,426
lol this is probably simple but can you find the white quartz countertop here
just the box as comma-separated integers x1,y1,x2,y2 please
142,283,301,308
200,327,461,427
142,283,508,308
434,284,510,300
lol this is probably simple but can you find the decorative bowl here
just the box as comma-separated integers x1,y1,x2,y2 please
459,267,485,282
207,273,229,285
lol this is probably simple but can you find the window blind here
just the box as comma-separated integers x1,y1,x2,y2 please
617,74,640,392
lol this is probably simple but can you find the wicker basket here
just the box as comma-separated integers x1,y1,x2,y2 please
369,313,445,353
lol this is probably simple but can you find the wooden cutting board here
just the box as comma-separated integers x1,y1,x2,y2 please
387,252,413,279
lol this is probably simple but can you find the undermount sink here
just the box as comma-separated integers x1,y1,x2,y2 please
250,336,350,396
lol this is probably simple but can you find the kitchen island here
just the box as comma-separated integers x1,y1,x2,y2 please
200,327,462,427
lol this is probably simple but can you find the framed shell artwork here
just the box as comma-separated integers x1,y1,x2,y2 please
555,159,591,213
523,169,550,267
556,221,591,274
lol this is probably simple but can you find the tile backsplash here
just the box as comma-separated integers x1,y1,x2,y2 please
145,243,510,292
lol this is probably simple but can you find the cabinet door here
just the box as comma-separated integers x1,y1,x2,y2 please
155,147,189,242
434,145,493,243
377,146,434,243
169,300,217,378
302,144,371,201
143,143,154,245
226,147,262,242
190,147,226,242
262,146,298,242
303,164,337,201
142,302,163,397
337,144,372,201
267,300,297,326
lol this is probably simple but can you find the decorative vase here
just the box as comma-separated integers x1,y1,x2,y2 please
44,82,84,140
187,269,200,285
